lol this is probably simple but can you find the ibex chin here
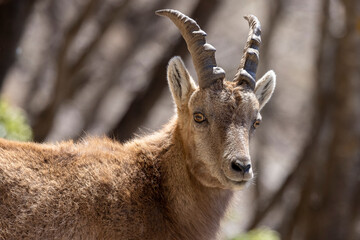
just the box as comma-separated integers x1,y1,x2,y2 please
0,9,276,240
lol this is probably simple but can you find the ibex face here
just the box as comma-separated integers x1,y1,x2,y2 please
158,10,276,189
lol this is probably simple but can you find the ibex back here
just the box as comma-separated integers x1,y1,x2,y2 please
0,9,276,240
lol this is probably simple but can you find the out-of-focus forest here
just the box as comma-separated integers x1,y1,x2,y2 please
0,0,359,239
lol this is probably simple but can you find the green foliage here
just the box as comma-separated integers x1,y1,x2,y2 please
0,99,32,141
230,227,280,240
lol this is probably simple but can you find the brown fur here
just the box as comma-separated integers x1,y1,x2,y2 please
0,58,275,239
0,120,231,239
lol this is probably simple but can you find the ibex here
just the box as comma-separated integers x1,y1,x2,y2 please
0,9,275,240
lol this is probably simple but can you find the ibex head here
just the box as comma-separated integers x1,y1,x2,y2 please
157,9,276,189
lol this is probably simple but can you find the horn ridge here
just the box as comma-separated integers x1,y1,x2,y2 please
156,9,225,88
233,14,261,90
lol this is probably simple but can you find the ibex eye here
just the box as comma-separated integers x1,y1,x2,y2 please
253,120,261,129
194,112,206,123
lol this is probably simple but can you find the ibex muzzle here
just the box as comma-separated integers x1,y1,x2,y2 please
158,9,276,189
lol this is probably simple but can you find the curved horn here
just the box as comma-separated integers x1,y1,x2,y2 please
156,9,225,89
233,15,261,90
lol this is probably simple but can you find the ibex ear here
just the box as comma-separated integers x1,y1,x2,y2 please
255,70,276,110
167,56,196,108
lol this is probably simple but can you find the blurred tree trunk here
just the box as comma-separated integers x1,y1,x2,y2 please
304,0,360,238
80,0,173,134
248,0,360,239
287,0,360,238
0,0,35,91
31,0,132,142
31,0,100,142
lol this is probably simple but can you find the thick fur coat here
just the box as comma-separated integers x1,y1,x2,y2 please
0,12,276,239
0,119,233,239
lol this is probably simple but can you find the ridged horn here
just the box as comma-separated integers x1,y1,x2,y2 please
156,9,225,89
233,15,261,90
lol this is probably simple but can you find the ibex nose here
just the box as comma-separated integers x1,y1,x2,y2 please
231,159,251,173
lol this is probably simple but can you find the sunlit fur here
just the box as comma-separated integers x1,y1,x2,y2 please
0,57,275,239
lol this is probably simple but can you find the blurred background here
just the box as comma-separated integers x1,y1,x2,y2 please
0,0,359,239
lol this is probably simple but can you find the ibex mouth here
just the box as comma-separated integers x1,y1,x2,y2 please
221,167,253,189
224,177,251,189
232,179,249,186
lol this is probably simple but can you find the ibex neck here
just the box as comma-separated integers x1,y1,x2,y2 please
159,118,233,239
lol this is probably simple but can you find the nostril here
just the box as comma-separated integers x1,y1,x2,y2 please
231,161,243,172
244,164,251,173
231,160,251,173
